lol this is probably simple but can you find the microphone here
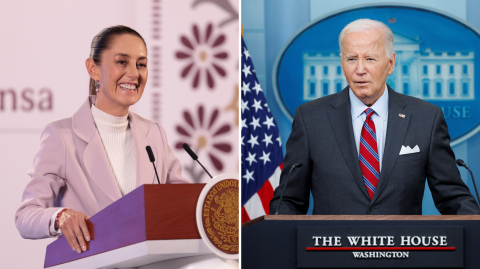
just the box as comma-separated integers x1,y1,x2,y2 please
275,162,303,215
183,143,198,160
183,143,213,179
456,159,480,205
146,146,161,184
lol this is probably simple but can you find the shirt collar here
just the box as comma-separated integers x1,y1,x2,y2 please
349,85,389,121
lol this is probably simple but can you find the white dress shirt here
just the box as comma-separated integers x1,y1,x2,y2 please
350,85,389,171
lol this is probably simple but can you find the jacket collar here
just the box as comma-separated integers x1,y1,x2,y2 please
370,86,410,205
72,96,97,144
71,96,155,202
328,88,369,199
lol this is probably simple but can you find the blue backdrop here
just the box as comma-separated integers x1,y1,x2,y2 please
242,0,480,215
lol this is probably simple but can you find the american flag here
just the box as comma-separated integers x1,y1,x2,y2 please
241,37,283,223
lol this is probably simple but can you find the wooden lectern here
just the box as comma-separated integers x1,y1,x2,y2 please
44,184,211,268
242,215,480,268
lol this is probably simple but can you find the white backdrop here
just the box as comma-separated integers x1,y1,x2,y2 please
0,0,239,267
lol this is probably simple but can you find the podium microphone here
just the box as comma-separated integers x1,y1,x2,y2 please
146,146,161,184
275,162,303,215
456,159,480,205
183,143,213,179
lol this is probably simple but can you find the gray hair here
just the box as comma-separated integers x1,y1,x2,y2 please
339,19,394,59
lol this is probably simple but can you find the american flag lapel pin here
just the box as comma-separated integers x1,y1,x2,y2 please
399,113,405,118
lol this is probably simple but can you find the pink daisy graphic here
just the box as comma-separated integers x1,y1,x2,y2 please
175,105,232,181
175,23,228,89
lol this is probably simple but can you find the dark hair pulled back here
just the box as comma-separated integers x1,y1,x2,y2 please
89,25,146,95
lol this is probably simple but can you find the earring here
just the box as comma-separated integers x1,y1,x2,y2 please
94,80,99,92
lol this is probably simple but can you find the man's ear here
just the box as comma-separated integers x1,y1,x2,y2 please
85,58,100,81
387,52,396,75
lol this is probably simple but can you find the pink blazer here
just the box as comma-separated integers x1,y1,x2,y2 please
15,96,191,239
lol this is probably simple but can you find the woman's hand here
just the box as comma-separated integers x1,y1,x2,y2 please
55,209,91,253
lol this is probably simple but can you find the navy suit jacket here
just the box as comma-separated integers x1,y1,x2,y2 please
270,86,480,215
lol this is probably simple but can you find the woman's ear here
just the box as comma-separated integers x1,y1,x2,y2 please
85,58,100,81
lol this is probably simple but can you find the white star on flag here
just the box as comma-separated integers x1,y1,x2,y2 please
245,152,257,166
243,47,251,60
241,99,249,113
259,151,271,165
276,136,282,146
247,134,260,148
252,99,263,113
263,116,276,130
242,63,252,78
252,81,263,95
241,118,247,129
262,133,273,147
249,116,261,130
243,169,255,183
264,103,270,112
241,81,251,96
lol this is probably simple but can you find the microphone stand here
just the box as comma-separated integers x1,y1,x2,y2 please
465,167,480,205
457,159,480,205
275,162,302,215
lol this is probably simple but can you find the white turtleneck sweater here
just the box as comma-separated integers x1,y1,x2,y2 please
90,104,137,196
50,105,137,235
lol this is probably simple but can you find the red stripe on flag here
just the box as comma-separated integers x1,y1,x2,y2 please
279,163,284,170
257,179,274,214
241,206,251,223
307,247,455,251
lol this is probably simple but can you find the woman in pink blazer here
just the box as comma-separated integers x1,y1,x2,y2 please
15,26,190,253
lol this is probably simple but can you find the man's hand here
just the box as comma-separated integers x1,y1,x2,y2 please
55,209,91,253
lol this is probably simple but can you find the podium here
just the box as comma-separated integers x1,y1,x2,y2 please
242,215,480,268
44,184,219,268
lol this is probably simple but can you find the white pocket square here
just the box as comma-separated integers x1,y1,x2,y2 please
399,145,420,155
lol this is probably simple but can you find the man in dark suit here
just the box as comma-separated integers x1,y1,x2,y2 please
270,18,480,215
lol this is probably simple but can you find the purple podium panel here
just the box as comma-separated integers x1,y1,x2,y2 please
44,184,205,268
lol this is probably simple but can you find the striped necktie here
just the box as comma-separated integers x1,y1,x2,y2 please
359,108,380,200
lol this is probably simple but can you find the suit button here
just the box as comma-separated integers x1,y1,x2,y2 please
369,206,375,212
